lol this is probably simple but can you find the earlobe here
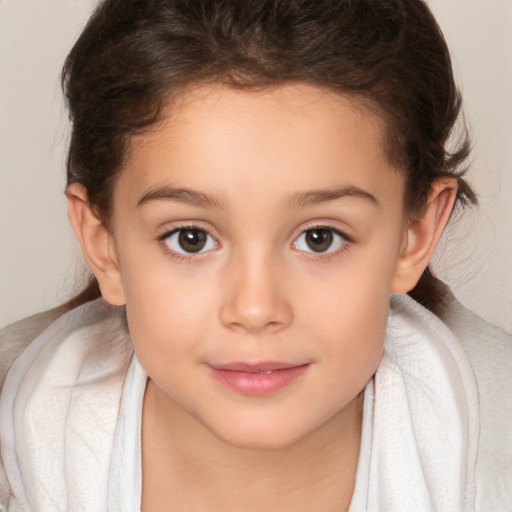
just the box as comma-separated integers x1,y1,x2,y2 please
391,178,458,293
67,183,126,306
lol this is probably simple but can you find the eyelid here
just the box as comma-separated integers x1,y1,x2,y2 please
291,223,351,256
158,223,219,259
157,220,219,240
293,221,353,242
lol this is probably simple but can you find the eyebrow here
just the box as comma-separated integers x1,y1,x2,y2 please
137,184,379,210
287,186,380,208
137,186,226,209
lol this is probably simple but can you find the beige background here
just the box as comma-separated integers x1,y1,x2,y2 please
1,0,511,332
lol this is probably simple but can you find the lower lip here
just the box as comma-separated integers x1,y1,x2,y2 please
209,364,309,395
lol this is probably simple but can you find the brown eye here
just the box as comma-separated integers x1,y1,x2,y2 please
305,229,333,252
294,227,346,254
163,228,217,254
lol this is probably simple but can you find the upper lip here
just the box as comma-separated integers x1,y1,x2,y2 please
208,362,308,373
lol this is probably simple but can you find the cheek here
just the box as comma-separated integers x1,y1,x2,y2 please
125,281,212,350
321,290,387,376
320,298,387,411
125,291,204,403
292,253,393,384
118,235,216,325
294,247,395,326
120,259,221,375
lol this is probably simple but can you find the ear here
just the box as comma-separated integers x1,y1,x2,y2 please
391,178,457,293
67,183,126,306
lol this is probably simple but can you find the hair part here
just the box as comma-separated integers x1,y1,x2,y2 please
62,0,476,315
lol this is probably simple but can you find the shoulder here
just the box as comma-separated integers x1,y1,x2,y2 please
440,293,512,404
439,293,512,511
0,299,131,397
0,305,68,509
0,300,133,510
0,306,68,388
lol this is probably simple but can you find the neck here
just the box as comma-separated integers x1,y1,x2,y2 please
141,380,363,512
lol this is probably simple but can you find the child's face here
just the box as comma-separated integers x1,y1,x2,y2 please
110,84,407,448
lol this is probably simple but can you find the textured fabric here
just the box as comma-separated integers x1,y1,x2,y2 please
0,306,68,510
0,294,510,511
347,294,480,511
0,301,136,512
440,294,512,511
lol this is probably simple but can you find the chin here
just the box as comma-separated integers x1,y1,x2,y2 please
207,417,315,451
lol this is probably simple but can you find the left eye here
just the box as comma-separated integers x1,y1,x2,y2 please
163,228,217,255
293,227,346,254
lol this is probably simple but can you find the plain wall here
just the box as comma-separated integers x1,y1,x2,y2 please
1,0,511,332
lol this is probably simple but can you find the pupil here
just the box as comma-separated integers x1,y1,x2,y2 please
178,229,207,253
306,229,333,252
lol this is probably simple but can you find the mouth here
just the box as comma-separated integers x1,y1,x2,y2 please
207,362,310,395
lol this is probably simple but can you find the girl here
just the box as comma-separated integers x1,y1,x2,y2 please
0,0,510,510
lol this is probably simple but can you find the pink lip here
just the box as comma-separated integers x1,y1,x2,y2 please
208,362,309,395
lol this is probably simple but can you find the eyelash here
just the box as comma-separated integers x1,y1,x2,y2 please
158,224,219,262
292,224,352,261
157,223,352,262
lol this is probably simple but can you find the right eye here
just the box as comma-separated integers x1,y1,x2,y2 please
162,228,217,255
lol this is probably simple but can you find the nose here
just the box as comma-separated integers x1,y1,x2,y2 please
219,254,293,334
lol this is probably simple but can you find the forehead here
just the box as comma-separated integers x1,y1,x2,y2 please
158,82,386,150
117,83,402,210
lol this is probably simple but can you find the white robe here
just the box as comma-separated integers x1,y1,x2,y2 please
0,294,511,511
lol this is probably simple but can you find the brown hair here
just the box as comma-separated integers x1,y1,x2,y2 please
61,0,476,315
